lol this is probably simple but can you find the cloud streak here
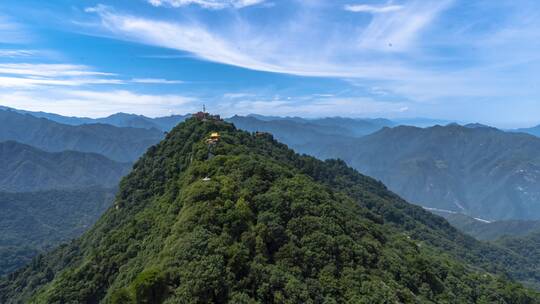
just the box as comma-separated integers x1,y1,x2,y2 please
0,50,36,58
146,0,265,9
0,63,122,88
344,4,403,14
131,78,184,84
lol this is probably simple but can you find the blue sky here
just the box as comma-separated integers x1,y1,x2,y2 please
0,0,539,127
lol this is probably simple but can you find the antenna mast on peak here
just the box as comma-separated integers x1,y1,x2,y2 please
203,104,206,113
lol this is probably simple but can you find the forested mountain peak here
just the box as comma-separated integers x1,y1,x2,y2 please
2,117,539,303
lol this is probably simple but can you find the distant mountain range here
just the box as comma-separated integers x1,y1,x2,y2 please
321,124,540,220
0,106,189,131
0,109,164,162
235,115,395,137
515,125,540,137
0,141,130,192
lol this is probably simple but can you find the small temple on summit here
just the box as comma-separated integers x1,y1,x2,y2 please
194,104,221,121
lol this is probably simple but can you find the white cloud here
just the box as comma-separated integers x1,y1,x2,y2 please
344,4,403,14
146,0,265,9
131,78,184,84
0,50,36,58
0,63,115,77
0,63,122,88
223,93,255,99
0,76,123,88
0,89,198,117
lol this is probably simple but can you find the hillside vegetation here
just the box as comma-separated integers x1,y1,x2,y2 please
0,187,116,276
2,118,539,303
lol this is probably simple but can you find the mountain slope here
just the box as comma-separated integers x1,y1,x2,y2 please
0,187,116,276
496,232,540,271
0,141,130,192
2,118,538,303
0,110,164,162
312,124,540,221
443,213,540,241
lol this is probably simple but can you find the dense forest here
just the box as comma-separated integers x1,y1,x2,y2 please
0,187,116,276
1,117,539,303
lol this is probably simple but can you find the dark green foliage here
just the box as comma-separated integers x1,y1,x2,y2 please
495,232,540,289
1,118,538,303
0,187,116,276
0,141,130,192
0,109,164,162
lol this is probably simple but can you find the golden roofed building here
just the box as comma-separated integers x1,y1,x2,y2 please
206,132,221,144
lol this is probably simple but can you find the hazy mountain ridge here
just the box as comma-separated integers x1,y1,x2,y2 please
0,106,189,131
0,109,164,162
2,118,539,303
515,125,540,137
0,141,131,192
0,187,116,276
336,124,540,220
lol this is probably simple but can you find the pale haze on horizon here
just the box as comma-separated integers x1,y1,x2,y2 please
0,0,539,128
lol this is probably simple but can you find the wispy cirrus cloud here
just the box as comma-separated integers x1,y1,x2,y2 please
344,4,403,14
131,78,184,84
0,63,115,77
146,0,265,9
0,63,122,88
0,50,36,58
0,76,123,88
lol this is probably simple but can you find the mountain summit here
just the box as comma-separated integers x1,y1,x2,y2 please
2,117,538,303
